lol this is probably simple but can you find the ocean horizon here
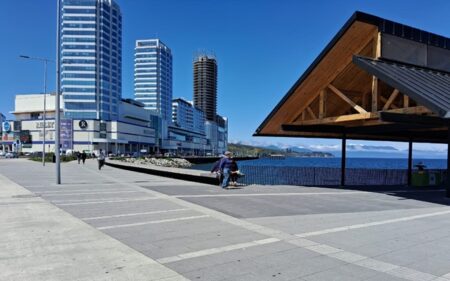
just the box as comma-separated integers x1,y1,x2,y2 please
192,157,447,171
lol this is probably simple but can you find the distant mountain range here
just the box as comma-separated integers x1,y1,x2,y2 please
229,141,446,159
228,143,333,158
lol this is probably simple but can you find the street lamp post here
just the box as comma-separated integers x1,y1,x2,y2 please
19,55,54,166
55,0,61,184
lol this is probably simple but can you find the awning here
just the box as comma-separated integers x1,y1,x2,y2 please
353,56,450,118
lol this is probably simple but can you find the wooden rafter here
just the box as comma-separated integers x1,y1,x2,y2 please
380,96,399,109
404,95,409,107
328,84,368,114
306,106,317,119
285,106,431,126
319,89,326,119
371,32,381,112
382,89,400,110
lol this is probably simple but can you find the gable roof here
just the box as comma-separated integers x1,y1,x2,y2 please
255,11,450,136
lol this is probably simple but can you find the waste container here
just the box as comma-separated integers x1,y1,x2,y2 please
411,172,428,186
412,171,442,186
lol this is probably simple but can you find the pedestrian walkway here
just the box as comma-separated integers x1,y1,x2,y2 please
0,172,188,281
1,158,450,280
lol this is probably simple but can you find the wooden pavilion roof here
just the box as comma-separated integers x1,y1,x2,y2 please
254,12,450,143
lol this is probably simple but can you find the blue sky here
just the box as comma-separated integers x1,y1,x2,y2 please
1,0,449,154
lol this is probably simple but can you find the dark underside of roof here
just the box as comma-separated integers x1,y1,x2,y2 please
353,56,450,117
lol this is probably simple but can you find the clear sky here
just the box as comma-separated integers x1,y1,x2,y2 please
1,0,449,153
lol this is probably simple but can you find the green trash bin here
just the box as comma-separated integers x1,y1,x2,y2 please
411,172,429,186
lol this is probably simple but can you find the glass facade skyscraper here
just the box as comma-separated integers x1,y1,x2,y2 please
134,39,173,121
60,0,122,120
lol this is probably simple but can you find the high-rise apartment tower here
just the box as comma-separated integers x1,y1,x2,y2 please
193,55,217,121
134,39,173,121
60,0,122,120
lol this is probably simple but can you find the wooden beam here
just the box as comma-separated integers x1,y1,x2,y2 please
287,106,431,126
306,106,317,119
371,77,378,112
371,32,381,113
319,89,326,119
380,96,399,109
301,111,305,121
328,84,368,114
382,89,400,110
385,105,430,115
404,95,409,107
373,32,381,58
290,112,377,125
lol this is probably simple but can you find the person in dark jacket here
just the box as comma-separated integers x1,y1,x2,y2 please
219,151,233,189
81,151,87,164
210,156,224,185
76,151,81,164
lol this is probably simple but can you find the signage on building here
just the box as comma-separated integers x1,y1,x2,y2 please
1,132,14,141
19,130,32,148
79,120,88,129
99,122,107,138
2,122,11,133
36,121,55,129
60,119,73,150
39,131,54,141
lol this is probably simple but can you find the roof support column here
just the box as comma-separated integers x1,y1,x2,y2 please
407,139,413,186
341,132,346,187
447,128,450,197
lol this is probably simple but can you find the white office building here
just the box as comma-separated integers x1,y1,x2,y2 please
172,98,205,134
134,39,173,121
6,94,156,154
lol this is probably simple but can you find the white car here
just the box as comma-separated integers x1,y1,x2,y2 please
0,151,5,157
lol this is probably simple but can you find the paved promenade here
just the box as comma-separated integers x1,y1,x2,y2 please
1,158,450,280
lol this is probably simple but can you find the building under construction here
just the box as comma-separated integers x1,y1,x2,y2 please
193,55,217,121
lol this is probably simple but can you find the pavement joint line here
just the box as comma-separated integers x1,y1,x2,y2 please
55,197,161,206
174,191,367,198
24,182,120,188
156,238,281,264
97,215,210,230
81,208,190,221
295,208,450,238
83,166,443,281
33,188,137,194
51,196,157,203
39,190,144,196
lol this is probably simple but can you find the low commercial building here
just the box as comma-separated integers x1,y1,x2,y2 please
8,94,157,154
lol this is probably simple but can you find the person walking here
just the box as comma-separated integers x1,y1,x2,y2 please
97,149,106,170
219,151,233,189
76,151,81,164
81,151,87,165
